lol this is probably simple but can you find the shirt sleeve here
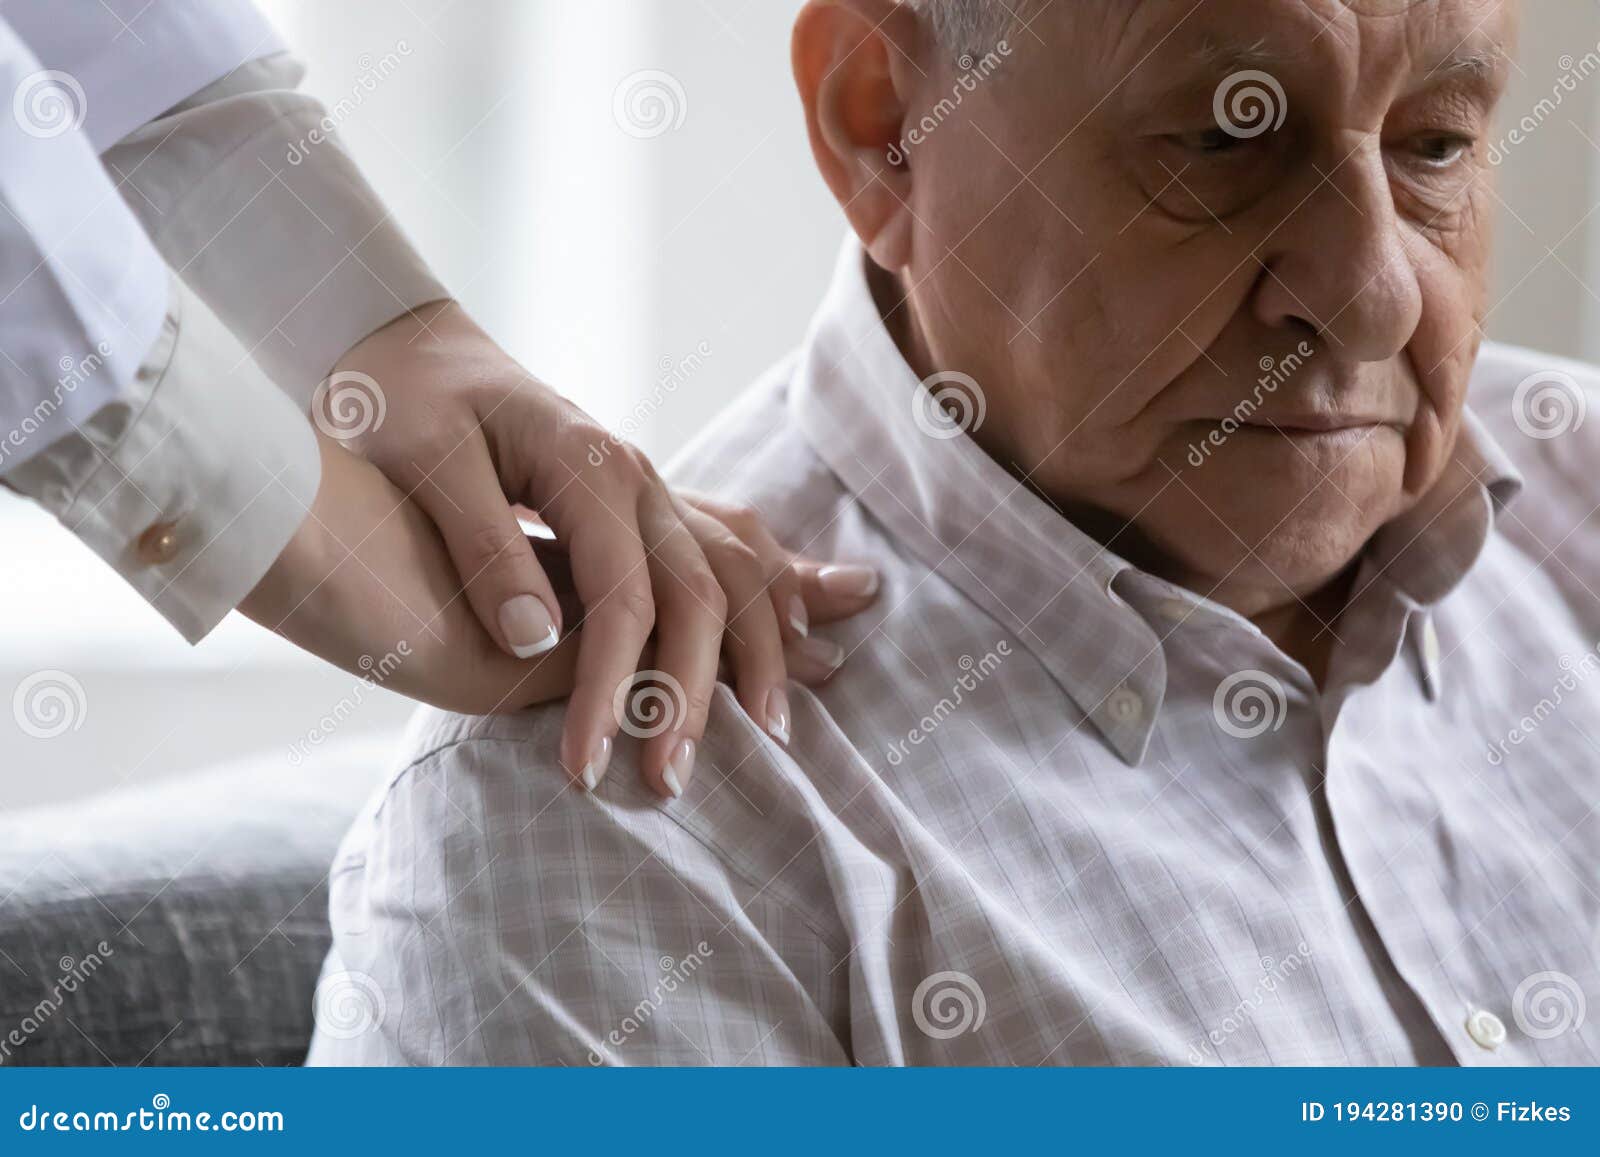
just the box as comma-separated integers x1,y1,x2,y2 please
100,51,449,406
0,16,166,473
3,271,321,643
309,724,852,1067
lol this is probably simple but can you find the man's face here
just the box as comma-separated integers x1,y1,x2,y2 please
898,0,1514,598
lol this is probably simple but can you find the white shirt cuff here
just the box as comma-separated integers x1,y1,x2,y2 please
4,273,321,642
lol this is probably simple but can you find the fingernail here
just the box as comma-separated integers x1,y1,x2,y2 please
817,564,879,599
580,735,612,791
766,686,791,745
499,595,559,658
787,594,809,637
662,738,695,799
794,634,846,671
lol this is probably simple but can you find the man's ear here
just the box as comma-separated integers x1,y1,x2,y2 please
792,0,921,271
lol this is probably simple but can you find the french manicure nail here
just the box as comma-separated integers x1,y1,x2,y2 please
787,594,809,637
816,564,879,599
794,634,846,670
580,735,612,791
499,594,559,658
662,738,695,799
766,686,791,745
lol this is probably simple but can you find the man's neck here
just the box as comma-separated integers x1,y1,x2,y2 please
879,262,1355,688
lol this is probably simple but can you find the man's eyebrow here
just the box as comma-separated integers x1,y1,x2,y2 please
1421,49,1506,84
1186,36,1305,73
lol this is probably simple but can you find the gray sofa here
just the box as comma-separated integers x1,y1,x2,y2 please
0,739,388,1065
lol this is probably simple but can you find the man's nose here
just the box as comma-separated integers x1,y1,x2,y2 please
1251,141,1423,361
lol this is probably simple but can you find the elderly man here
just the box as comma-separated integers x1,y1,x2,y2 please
309,0,1600,1065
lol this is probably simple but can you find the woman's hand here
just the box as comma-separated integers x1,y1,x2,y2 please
284,303,879,796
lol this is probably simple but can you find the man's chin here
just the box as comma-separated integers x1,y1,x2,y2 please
1143,478,1394,602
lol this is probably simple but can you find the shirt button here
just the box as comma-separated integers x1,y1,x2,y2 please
1422,618,1442,668
1107,686,1144,724
135,521,181,566
1466,1008,1506,1050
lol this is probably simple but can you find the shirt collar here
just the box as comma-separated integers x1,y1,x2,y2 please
790,239,1522,764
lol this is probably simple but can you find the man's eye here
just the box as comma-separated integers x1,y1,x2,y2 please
1410,133,1473,166
1171,127,1247,156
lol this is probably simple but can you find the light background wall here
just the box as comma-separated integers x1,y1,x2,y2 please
3,0,1596,809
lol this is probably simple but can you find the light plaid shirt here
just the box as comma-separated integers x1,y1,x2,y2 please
309,242,1600,1067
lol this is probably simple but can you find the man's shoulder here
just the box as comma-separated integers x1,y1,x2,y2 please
1467,341,1600,633
361,690,853,952
658,353,849,537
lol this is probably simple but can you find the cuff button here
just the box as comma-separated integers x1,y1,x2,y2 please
136,521,181,566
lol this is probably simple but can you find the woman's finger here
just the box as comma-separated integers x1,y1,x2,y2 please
792,559,880,625
547,480,656,793
678,504,791,745
404,430,566,660
631,488,727,800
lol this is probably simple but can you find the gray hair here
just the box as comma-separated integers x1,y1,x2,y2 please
906,0,1019,53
